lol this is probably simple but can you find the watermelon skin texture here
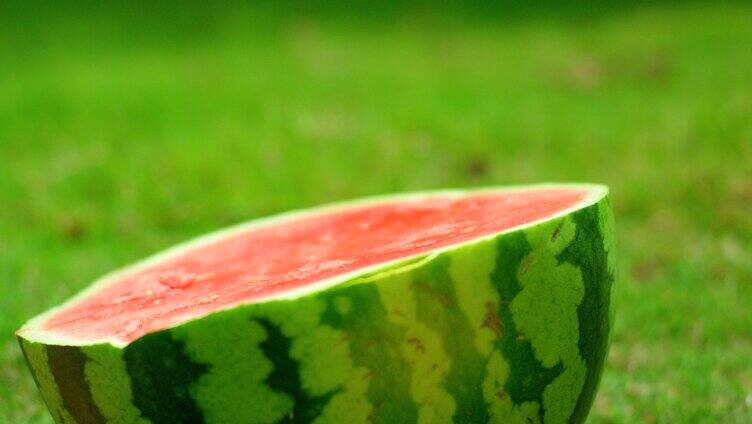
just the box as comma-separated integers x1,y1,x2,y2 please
19,195,615,424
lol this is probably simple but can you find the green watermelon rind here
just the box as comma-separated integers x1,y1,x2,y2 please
18,183,615,424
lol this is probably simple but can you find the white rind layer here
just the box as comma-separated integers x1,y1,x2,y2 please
18,183,609,347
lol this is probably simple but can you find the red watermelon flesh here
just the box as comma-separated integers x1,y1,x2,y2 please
36,187,586,345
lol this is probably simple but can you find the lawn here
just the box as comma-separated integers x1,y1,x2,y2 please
1,2,751,422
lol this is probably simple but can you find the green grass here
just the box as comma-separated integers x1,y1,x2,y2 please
1,2,751,422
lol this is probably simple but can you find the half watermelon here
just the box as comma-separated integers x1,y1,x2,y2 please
18,184,615,424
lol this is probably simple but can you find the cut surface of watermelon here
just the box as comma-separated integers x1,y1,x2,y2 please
20,186,598,346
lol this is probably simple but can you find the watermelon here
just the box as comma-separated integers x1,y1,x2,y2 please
17,184,615,424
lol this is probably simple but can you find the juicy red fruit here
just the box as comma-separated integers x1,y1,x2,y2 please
43,188,586,344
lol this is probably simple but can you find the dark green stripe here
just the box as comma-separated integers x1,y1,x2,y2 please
123,330,208,424
411,255,490,424
46,345,106,424
558,205,614,423
18,340,65,424
256,318,335,424
17,341,44,410
320,284,418,423
490,232,564,409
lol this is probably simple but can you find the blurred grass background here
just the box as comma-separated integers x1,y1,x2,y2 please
1,1,751,422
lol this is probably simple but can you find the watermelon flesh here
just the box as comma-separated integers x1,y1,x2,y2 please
18,184,615,424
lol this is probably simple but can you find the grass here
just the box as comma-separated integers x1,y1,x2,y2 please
1,2,751,422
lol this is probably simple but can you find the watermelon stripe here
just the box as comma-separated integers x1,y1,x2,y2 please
319,284,419,423
376,272,458,422
491,232,562,414
259,298,375,423
561,204,615,423
19,341,71,424
256,318,335,423
123,331,208,423
18,343,45,413
18,343,38,380
46,345,106,424
515,216,588,423
411,255,490,423
172,306,296,424
81,344,151,424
